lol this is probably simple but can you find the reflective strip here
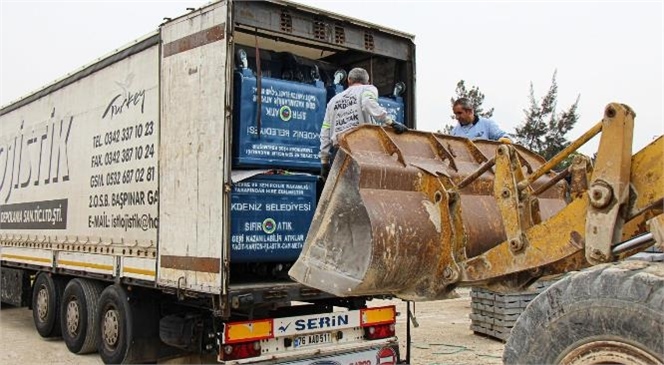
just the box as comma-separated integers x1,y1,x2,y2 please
58,259,114,271
225,319,274,344
160,255,220,273
123,267,156,277
322,122,331,128
2,254,51,264
360,306,396,326
361,91,377,100
163,24,224,58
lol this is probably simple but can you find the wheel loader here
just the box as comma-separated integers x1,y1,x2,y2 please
290,103,664,364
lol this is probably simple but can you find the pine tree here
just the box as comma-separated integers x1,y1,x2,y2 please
441,80,495,134
440,124,454,134
513,71,580,164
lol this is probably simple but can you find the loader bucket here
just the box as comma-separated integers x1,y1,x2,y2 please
289,125,568,300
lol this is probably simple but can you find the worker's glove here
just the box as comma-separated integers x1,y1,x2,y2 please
384,117,407,134
498,137,512,144
321,161,331,180
390,121,408,134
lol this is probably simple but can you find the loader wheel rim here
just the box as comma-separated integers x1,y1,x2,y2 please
65,299,80,336
36,286,49,321
102,309,120,348
560,340,660,365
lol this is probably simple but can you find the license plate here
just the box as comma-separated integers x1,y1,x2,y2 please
293,332,333,348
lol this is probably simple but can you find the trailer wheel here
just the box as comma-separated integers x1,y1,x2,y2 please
503,261,664,364
32,272,65,338
97,285,135,364
61,279,106,354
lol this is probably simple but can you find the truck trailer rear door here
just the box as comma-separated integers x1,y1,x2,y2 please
158,1,231,294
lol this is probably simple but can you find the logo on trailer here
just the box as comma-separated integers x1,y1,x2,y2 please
278,322,291,333
294,314,349,331
279,106,292,121
262,218,276,234
376,347,397,365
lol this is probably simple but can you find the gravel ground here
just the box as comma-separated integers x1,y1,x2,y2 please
375,288,504,365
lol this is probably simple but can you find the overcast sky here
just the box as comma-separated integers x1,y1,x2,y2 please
1,0,662,155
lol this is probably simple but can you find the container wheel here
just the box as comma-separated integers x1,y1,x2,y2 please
61,278,106,354
503,261,664,364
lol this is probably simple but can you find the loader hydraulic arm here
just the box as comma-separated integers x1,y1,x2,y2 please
461,103,653,288
290,103,664,300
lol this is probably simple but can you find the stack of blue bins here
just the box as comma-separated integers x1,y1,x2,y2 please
230,52,325,266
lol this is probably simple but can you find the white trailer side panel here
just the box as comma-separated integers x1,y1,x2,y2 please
1,247,52,266
122,256,157,281
0,46,159,251
57,251,115,275
158,1,229,293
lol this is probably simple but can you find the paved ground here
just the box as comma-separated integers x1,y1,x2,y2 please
0,303,103,364
0,288,504,364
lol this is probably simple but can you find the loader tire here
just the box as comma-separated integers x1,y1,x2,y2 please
503,261,664,364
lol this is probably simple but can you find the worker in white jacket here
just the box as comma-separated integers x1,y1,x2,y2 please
319,67,407,178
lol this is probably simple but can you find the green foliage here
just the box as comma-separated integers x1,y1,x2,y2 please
513,71,580,165
556,151,585,171
440,124,454,134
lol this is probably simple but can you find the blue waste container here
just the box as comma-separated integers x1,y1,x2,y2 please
233,69,326,171
378,96,405,125
230,173,317,262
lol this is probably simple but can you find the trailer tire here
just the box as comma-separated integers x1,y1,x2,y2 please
32,272,65,338
97,285,135,364
503,261,664,364
61,279,106,354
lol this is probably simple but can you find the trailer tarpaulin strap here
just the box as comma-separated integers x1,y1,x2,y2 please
254,28,262,138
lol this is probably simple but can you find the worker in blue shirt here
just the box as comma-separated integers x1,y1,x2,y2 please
450,97,511,142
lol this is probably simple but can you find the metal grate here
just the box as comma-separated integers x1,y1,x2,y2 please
364,32,375,51
313,19,326,40
280,11,292,33
334,25,346,44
